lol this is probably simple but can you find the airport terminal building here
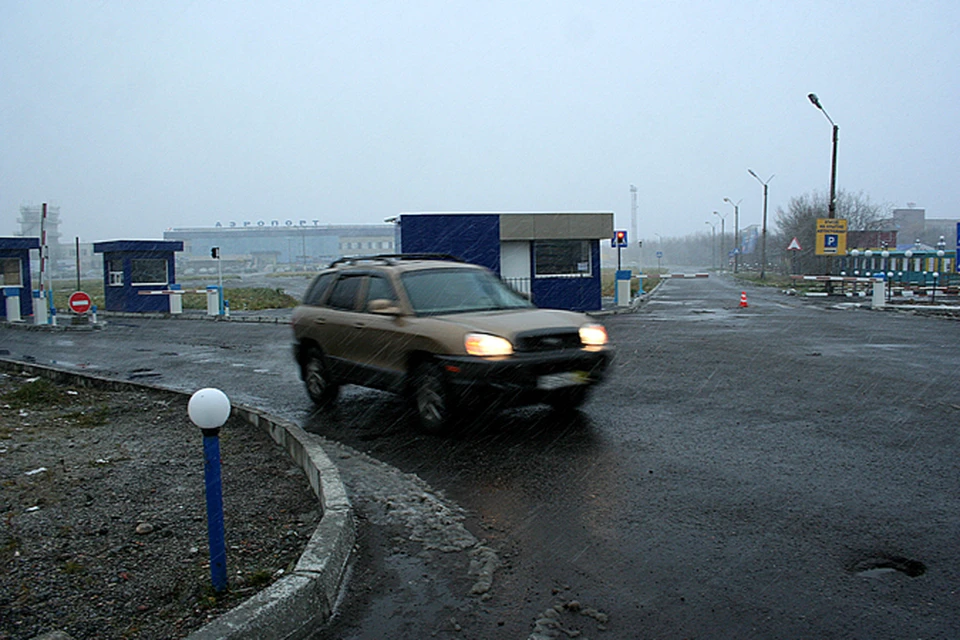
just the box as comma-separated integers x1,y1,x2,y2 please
162,222,395,271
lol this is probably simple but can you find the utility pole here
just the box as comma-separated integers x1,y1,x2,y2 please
748,170,775,280
724,198,741,273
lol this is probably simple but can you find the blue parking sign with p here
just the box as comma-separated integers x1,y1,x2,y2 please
825,234,838,248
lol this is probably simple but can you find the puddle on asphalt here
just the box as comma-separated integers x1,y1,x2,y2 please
852,555,926,579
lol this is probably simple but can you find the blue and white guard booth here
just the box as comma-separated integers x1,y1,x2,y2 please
93,240,184,313
396,212,614,311
0,237,41,322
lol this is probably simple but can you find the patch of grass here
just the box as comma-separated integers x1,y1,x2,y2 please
733,273,795,288
62,560,86,575
600,269,658,297
195,585,227,610
180,287,298,311
64,406,110,427
2,378,63,407
246,569,274,588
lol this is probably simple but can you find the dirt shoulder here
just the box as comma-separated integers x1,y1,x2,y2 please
0,372,319,640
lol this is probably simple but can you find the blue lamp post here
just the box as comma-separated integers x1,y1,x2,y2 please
188,388,232,592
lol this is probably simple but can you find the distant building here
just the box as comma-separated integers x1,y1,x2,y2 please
16,204,64,267
162,222,396,271
889,208,959,250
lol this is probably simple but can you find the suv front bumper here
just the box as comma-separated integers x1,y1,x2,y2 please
435,347,612,406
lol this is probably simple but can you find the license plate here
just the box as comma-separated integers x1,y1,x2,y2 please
537,371,589,390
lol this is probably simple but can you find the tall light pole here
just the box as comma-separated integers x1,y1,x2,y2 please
808,93,839,219
748,169,775,280
712,211,726,272
723,197,742,273
630,185,639,253
705,221,717,269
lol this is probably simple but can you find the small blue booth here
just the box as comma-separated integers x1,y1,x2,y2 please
397,212,614,311
0,237,41,320
93,240,184,312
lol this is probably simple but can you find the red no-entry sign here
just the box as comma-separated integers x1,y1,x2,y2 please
68,291,92,314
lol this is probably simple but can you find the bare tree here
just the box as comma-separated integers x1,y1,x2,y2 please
772,189,889,274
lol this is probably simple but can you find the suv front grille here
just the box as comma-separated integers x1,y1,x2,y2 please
515,329,582,352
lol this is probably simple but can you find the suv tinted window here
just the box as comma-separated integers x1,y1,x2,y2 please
401,268,532,315
327,275,364,311
303,272,336,306
364,275,397,307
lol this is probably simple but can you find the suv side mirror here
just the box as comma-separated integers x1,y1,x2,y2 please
368,298,403,316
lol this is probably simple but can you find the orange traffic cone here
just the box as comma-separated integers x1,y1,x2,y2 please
739,292,748,307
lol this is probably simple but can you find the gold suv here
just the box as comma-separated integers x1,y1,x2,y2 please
292,254,612,433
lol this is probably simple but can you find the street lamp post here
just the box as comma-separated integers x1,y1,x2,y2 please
712,211,726,272
808,93,839,219
655,233,663,274
748,169,775,280
706,221,717,269
723,197,742,273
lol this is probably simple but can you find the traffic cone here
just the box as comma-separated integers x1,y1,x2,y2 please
739,291,748,307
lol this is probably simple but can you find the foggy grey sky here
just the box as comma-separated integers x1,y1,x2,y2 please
2,1,958,244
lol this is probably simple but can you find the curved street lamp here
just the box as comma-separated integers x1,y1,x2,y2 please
723,197,742,273
713,211,726,272
808,93,839,219
705,221,717,269
748,169,775,280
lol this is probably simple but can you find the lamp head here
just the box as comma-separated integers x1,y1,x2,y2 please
808,93,822,108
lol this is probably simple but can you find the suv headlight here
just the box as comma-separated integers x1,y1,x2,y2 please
579,324,608,346
465,333,514,357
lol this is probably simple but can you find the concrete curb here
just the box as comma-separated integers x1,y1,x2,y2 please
0,358,355,640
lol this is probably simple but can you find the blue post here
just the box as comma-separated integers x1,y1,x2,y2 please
203,430,228,592
188,387,232,593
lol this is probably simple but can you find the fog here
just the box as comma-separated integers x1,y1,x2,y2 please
2,1,957,243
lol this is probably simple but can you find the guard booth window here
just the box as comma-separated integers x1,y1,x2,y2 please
109,260,124,286
0,258,22,286
534,240,591,277
131,259,168,286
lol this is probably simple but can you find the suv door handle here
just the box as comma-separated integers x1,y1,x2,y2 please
353,322,366,329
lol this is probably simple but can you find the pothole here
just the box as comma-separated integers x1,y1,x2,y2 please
851,555,926,578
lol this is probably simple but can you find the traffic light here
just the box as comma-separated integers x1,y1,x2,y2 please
211,247,220,259
612,230,628,248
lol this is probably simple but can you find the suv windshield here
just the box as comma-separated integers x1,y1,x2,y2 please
401,268,534,316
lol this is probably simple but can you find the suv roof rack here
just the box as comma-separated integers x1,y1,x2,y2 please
328,253,464,267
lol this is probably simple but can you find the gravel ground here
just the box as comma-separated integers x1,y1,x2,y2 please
0,371,319,640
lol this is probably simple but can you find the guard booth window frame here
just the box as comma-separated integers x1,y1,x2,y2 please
108,260,124,286
533,240,592,277
131,258,169,286
0,257,22,286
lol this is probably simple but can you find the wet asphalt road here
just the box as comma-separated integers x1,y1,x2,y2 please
3,275,960,639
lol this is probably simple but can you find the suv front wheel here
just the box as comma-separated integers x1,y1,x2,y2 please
410,361,456,434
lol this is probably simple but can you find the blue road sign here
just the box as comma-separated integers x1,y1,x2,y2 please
824,234,839,249
956,222,959,273
656,251,663,258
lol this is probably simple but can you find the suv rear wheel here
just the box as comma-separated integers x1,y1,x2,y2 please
304,347,339,408
410,361,455,434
